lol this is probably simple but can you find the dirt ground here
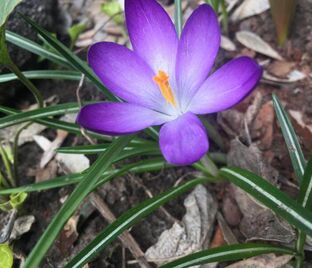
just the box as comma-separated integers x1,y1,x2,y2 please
1,0,312,267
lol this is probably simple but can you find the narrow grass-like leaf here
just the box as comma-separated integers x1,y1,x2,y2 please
296,156,312,260
5,31,70,67
19,14,116,101
57,142,159,154
0,70,81,83
174,0,183,36
66,178,207,268
220,167,312,236
0,105,159,146
0,103,79,129
272,94,306,181
299,156,312,211
0,158,167,195
23,135,133,268
0,104,111,140
160,243,295,268
0,0,22,27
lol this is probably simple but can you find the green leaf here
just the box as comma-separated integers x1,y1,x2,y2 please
0,244,13,268
0,105,119,141
272,94,306,181
19,14,116,101
0,0,22,27
66,178,207,268
160,243,295,268
174,0,182,36
5,31,70,67
23,135,133,268
0,102,79,129
220,167,312,236
9,192,27,208
1,26,44,107
0,26,10,64
101,1,123,24
299,155,312,210
205,0,220,12
0,158,168,195
0,70,81,83
68,23,86,47
296,155,312,259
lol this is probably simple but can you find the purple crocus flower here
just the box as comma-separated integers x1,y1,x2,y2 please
77,0,262,165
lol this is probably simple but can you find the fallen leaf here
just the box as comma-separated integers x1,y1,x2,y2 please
231,0,270,21
221,35,237,51
251,101,275,150
0,123,47,146
39,130,68,168
227,140,296,244
236,31,283,60
10,215,35,240
35,160,58,183
222,194,242,227
145,185,217,265
289,110,312,134
226,254,293,268
263,70,306,83
217,213,238,244
209,224,225,248
267,61,296,78
33,134,90,174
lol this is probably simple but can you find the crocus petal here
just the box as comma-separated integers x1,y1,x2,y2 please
88,42,173,114
125,0,178,75
77,102,171,135
159,112,209,165
188,57,262,114
176,4,220,111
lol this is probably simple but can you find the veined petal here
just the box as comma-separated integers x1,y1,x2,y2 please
77,102,171,135
159,113,209,165
189,57,262,114
176,4,220,111
125,0,178,75
88,42,169,113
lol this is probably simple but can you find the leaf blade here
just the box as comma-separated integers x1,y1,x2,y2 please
220,167,312,236
272,94,306,181
23,135,133,268
160,243,295,268
66,178,207,268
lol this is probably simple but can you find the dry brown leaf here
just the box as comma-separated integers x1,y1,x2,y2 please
221,35,237,51
227,140,296,244
267,61,296,78
263,70,306,83
10,215,35,240
34,134,90,174
145,185,217,265
251,101,275,150
209,224,225,248
236,31,283,60
231,0,270,21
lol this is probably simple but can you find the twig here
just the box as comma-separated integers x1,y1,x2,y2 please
130,176,179,224
89,192,152,268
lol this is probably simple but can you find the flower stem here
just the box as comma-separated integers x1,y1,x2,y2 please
174,0,183,36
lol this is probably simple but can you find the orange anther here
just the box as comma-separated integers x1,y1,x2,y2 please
153,70,176,107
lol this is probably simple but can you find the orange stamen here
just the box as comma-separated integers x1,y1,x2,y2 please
153,70,176,107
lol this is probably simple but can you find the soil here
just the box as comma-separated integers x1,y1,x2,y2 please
1,0,312,267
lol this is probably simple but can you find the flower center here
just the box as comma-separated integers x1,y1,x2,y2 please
153,70,176,107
